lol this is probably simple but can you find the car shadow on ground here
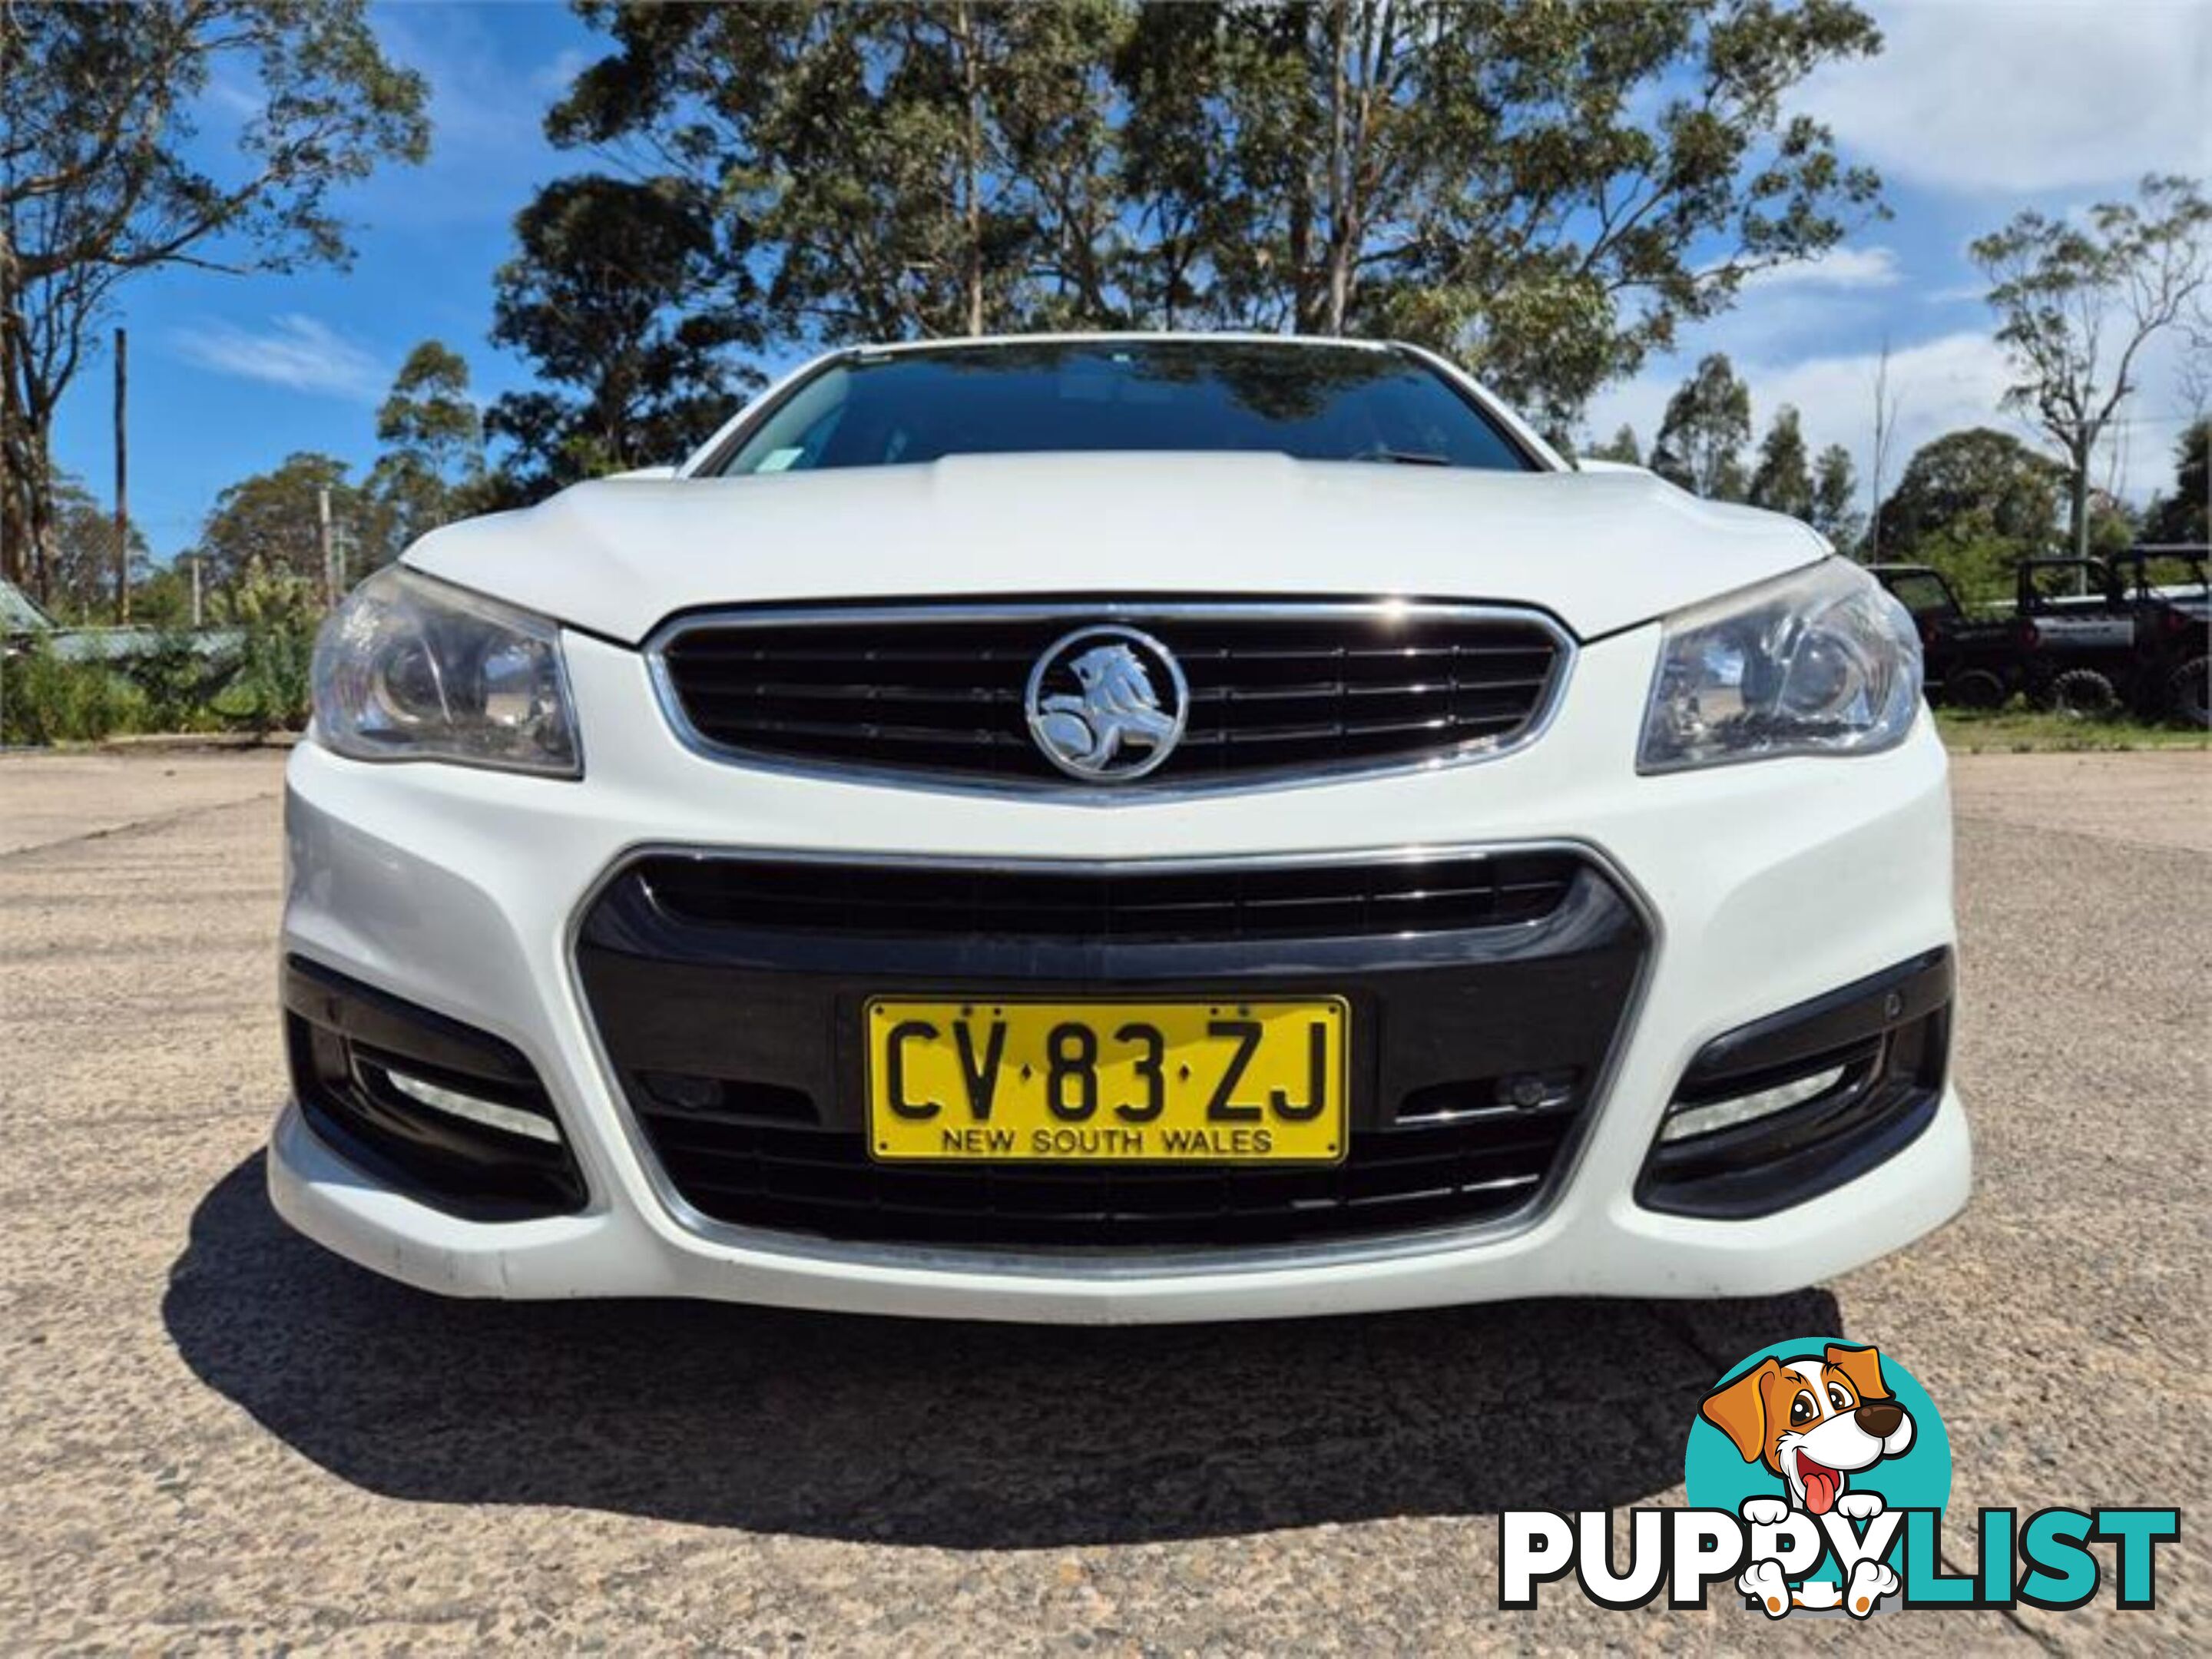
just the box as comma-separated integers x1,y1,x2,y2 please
164,1151,1840,1548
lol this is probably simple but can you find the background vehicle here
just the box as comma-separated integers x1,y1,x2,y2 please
1868,565,2029,709
2014,550,2207,723
1873,551,2208,724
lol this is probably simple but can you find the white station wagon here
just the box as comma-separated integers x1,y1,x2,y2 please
273,333,1967,1323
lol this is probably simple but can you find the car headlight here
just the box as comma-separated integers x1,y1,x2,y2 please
1638,558,1922,773
311,566,581,777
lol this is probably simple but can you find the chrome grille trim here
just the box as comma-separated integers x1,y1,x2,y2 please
644,598,1577,799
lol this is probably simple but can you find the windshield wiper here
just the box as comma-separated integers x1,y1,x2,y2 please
1351,449,1452,467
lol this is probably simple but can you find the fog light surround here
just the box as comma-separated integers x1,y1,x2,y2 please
385,1067,563,1144
1659,1064,1849,1143
1637,947,1953,1220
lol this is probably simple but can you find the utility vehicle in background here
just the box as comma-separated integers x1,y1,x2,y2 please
1866,564,2028,710
1873,549,2207,725
2013,550,2207,724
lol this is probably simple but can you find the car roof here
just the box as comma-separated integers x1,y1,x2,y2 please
840,331,1401,359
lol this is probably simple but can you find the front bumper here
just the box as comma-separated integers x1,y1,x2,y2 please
270,623,1970,1323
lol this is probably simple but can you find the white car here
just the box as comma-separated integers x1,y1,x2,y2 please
272,333,1968,1323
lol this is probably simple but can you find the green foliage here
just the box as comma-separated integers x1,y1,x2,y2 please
0,641,147,746
2143,418,2210,545
1586,425,1643,465
127,566,196,629
1937,706,2211,753
190,452,382,591
1896,519,2023,611
1650,353,1751,499
555,2,1132,343
1811,442,1863,549
366,342,487,558
2088,494,2137,559
207,559,322,733
485,176,757,498
119,630,231,733
2,0,429,599
1876,427,2065,605
1747,405,1813,521
1971,174,2212,556
541,0,1886,432
39,475,149,625
0,607,306,745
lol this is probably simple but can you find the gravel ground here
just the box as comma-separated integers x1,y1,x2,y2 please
1,747,2204,1654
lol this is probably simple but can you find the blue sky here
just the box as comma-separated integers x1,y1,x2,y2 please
47,0,2212,564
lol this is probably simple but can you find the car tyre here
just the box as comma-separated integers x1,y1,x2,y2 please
2046,667,2120,720
1942,667,2006,710
2167,655,2210,729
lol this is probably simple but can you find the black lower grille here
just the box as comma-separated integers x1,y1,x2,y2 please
654,601,1568,786
641,1111,1562,1247
638,849,1581,941
578,849,1649,1253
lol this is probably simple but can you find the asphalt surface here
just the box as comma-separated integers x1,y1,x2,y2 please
1,746,2204,1653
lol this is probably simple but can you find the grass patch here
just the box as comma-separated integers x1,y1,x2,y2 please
1937,707,2211,753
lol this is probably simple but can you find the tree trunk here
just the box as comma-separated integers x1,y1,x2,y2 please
0,202,29,592
1322,0,1351,334
956,2,985,338
1,245,59,601
2068,431,2092,561
9,397,57,605
0,410,28,591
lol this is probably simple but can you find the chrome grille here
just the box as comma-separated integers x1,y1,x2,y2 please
651,601,1570,787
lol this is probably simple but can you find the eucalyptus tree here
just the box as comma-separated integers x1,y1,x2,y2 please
485,175,756,497
1748,405,1815,521
0,0,427,596
366,342,486,559
543,0,1886,432
1972,174,2212,560
1811,443,1863,550
1111,0,1886,427
1650,353,1753,501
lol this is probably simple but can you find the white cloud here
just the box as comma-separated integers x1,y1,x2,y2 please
170,314,386,401
1586,323,2204,512
1759,333,2022,483
1740,245,1902,293
1799,1,2212,194
1661,247,1907,361
531,46,592,98
1587,330,2022,511
373,6,556,160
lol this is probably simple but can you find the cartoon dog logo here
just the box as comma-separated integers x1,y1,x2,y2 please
1700,1343,1915,1618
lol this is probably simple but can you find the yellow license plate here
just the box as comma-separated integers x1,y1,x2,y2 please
865,998,1349,1164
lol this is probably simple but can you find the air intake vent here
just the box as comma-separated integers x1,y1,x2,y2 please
639,1115,1562,1249
637,849,1583,942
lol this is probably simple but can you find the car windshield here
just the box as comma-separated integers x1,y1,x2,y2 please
1881,572,1958,618
710,340,1535,475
